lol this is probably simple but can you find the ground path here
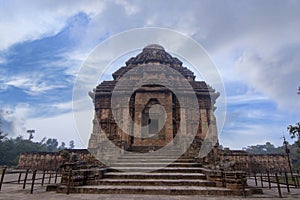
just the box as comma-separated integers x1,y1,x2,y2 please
0,175,300,199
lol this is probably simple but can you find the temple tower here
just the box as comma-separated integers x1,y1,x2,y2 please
88,44,219,159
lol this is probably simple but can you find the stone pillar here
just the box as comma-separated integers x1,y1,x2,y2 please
88,112,100,149
200,108,208,140
120,108,131,147
132,92,143,146
163,92,173,144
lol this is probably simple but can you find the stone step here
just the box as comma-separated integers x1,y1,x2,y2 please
120,152,182,156
117,156,181,160
124,150,183,154
110,162,202,168
125,147,182,153
97,178,216,187
57,185,251,196
114,158,196,163
104,172,207,180
108,167,203,173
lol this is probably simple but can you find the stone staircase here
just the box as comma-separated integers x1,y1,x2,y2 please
57,152,254,196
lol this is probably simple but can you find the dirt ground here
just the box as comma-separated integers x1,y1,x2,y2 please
1,173,300,200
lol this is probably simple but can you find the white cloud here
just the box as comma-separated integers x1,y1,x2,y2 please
52,101,73,111
220,123,282,149
2,74,66,95
0,0,107,51
115,0,140,15
1,102,87,147
26,111,85,148
227,92,270,105
58,50,91,76
0,103,31,137
1,1,300,150
234,47,300,112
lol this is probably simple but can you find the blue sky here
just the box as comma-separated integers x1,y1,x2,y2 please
0,0,299,149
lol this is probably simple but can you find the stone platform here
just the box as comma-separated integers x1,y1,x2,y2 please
56,154,258,196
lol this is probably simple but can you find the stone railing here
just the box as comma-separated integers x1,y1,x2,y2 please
18,149,103,171
200,168,247,189
60,162,107,187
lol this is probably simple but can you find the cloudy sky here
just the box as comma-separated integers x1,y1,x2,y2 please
0,0,299,149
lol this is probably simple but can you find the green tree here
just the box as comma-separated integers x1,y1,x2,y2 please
288,122,300,149
287,121,300,168
59,142,66,150
0,136,68,166
242,142,284,154
0,115,71,166
0,131,7,142
45,138,59,152
69,140,75,149
27,130,35,140
0,136,47,166
40,137,46,144
287,122,300,139
242,141,300,169
0,116,6,141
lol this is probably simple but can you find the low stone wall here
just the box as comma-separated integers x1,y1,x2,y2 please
18,152,60,170
18,148,290,173
200,168,247,189
220,150,290,173
18,149,101,170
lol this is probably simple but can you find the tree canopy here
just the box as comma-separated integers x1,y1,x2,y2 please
0,126,75,166
242,141,300,169
288,122,300,139
242,142,285,154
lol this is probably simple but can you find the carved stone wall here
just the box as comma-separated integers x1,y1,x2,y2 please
220,150,290,173
18,149,100,170
88,44,219,159
18,148,290,174
18,152,59,170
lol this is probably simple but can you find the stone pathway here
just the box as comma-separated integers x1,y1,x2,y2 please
1,179,300,200
1,173,300,199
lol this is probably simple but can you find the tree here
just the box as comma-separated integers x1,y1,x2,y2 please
0,130,71,166
69,140,75,149
0,129,7,142
0,136,50,166
40,137,46,144
286,87,300,150
242,141,300,169
287,122,300,139
0,116,7,141
26,130,35,140
45,138,59,152
59,142,66,150
287,122,300,159
242,142,284,154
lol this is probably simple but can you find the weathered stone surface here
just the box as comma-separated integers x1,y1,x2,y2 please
88,44,219,159
16,44,288,197
56,154,256,196
219,149,290,172
18,149,101,170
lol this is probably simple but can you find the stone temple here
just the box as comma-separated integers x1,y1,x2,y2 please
16,44,290,196
88,44,219,161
